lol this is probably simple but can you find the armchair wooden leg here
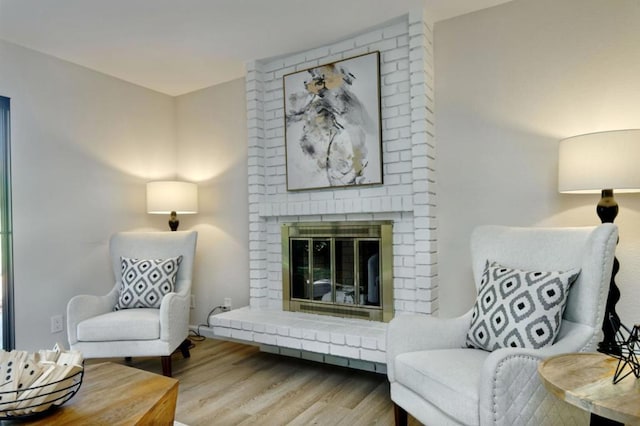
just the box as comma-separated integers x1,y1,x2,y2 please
161,355,172,377
394,403,408,426
161,339,192,376
179,338,192,358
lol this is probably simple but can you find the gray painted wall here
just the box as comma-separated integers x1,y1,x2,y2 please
435,0,640,326
0,40,174,350
176,79,249,327
0,39,249,350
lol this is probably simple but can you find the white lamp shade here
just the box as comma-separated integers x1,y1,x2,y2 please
146,181,198,214
559,129,640,194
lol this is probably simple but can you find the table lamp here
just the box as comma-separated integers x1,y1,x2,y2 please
559,129,640,355
146,181,198,231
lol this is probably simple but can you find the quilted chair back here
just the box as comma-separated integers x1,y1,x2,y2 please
470,224,617,340
109,231,198,296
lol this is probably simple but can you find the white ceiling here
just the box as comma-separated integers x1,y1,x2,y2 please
0,0,512,96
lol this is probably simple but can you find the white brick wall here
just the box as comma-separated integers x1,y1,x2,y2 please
245,13,436,317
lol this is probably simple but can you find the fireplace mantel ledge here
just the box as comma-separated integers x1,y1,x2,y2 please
201,306,388,373
258,195,413,217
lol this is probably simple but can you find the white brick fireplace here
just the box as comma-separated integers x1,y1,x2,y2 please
208,9,436,371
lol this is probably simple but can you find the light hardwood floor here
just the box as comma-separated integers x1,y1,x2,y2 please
88,337,421,425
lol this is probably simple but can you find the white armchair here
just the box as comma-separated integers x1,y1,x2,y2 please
67,231,197,377
387,224,618,426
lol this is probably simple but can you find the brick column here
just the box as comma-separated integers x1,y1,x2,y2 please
409,9,437,314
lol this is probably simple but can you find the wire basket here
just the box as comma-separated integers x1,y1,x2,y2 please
0,366,83,418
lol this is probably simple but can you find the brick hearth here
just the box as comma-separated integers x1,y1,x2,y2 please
201,307,387,373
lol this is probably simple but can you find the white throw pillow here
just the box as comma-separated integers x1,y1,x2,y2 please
115,256,182,310
466,261,579,351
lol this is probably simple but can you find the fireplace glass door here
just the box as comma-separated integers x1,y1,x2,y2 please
289,237,380,308
282,221,392,322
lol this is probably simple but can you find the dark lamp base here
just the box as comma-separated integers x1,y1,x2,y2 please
595,189,622,357
168,211,179,231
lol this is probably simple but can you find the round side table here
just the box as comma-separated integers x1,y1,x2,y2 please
538,352,640,426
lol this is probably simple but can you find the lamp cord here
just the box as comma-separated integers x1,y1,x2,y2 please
189,305,226,341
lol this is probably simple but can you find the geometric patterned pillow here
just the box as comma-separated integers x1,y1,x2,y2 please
114,256,182,310
466,261,580,351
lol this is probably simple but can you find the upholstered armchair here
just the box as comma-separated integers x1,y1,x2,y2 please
387,224,617,426
67,231,197,377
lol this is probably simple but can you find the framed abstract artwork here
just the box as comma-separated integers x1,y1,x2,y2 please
283,51,382,191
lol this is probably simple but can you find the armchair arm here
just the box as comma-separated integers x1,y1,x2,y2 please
159,285,190,345
66,285,118,344
386,311,473,381
478,323,595,426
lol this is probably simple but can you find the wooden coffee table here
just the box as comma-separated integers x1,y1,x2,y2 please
538,352,640,426
9,362,179,425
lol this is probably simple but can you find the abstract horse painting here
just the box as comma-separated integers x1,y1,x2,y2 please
284,52,382,191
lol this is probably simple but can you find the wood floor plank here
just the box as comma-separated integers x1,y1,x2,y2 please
339,381,398,426
87,337,422,425
289,400,353,426
238,359,358,424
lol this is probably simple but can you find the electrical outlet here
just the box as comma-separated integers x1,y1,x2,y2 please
51,315,63,333
223,298,232,310
190,295,196,309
